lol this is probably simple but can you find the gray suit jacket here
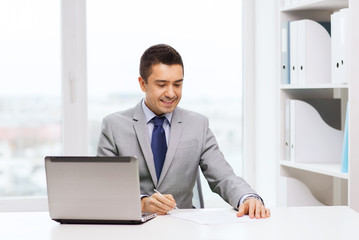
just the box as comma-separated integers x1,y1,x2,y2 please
97,102,257,209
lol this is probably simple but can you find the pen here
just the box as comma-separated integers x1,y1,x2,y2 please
154,189,179,210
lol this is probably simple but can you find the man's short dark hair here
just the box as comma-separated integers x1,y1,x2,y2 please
139,44,184,82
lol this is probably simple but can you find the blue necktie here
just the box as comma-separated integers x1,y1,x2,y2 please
151,116,167,180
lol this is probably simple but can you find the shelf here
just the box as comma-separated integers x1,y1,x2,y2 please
280,160,348,179
281,0,348,12
276,0,357,209
280,83,349,89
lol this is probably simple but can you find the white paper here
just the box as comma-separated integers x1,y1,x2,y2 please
169,209,257,225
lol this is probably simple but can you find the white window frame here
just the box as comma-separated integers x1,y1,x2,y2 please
0,0,88,212
1,0,257,211
61,0,88,156
242,0,256,188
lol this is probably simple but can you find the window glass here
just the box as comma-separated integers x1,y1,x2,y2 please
87,0,242,207
0,0,61,196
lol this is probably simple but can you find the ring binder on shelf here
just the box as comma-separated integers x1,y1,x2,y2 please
288,19,331,85
288,99,343,163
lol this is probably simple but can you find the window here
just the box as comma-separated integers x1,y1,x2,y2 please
0,0,243,208
87,0,242,207
0,0,61,197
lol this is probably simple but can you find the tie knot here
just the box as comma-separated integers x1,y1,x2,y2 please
153,116,166,126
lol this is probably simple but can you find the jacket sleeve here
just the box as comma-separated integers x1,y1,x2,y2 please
199,117,258,209
97,117,118,156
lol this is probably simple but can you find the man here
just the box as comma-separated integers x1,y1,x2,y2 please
97,44,270,219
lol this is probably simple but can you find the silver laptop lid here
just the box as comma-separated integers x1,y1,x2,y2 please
45,156,148,223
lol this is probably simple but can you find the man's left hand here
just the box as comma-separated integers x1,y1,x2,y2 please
236,198,270,219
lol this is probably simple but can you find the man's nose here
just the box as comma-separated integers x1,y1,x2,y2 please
165,86,175,98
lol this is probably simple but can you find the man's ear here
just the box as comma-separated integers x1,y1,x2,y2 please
138,77,146,92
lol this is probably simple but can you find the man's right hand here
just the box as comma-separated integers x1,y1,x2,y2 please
141,192,177,215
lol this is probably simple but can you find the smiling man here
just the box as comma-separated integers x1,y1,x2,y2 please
139,63,183,115
97,44,270,218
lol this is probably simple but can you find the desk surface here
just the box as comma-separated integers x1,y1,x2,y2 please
1,206,359,240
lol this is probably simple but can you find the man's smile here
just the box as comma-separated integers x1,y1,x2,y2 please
161,99,176,105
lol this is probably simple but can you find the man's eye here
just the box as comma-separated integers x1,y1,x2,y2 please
158,84,165,87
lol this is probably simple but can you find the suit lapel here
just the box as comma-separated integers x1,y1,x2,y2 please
157,108,183,187
132,103,158,186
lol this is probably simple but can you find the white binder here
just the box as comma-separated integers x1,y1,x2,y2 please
331,9,349,84
285,99,290,160
298,19,331,85
297,20,306,85
290,21,298,85
289,99,343,163
290,20,331,85
281,22,290,84
339,8,349,83
331,11,341,83
279,176,325,207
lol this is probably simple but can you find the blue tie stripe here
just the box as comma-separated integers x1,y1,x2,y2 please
151,116,167,180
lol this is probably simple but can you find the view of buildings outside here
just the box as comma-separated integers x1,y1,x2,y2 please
0,96,61,196
0,0,242,206
0,0,61,196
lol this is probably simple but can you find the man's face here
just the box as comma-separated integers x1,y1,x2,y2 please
139,63,183,116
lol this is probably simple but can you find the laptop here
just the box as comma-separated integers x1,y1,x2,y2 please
44,156,156,224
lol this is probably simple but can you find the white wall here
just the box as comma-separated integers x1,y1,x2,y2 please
349,0,359,211
256,0,279,207
244,0,279,207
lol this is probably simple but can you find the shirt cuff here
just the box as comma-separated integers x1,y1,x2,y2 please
238,194,264,208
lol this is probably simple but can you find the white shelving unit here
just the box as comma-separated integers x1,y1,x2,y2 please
280,160,348,179
278,0,359,211
282,0,348,11
280,83,348,89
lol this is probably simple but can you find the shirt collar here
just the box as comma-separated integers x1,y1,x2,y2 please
141,99,173,124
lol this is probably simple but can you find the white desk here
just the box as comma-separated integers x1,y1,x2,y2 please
1,206,359,240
